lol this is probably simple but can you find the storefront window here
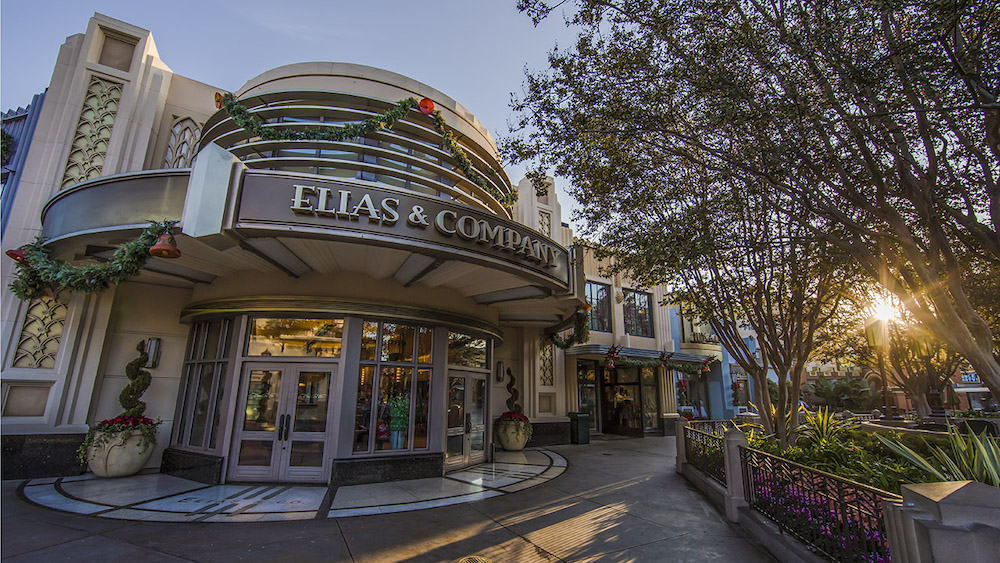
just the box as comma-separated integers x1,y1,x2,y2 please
354,366,375,452
175,319,232,451
447,332,487,368
623,289,654,337
376,367,412,451
586,282,612,332
354,321,433,454
577,360,599,430
247,318,343,357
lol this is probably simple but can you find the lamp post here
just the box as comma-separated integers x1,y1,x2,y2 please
865,318,893,418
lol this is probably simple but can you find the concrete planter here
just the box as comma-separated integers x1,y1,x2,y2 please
495,419,531,451
86,430,155,478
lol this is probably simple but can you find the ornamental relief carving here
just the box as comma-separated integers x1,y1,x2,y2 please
61,76,123,188
12,293,68,369
539,340,554,386
163,117,201,169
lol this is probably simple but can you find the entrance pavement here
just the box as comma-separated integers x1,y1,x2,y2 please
2,437,773,562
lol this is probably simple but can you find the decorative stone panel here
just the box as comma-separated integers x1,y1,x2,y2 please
539,340,554,386
60,76,123,188
163,118,201,168
538,210,551,237
12,294,68,369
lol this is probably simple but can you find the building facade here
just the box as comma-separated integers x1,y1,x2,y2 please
1,14,743,484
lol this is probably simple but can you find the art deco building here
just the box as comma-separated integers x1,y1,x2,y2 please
1,14,738,484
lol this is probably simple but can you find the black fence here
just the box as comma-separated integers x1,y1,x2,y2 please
684,426,726,486
740,446,899,563
687,420,735,436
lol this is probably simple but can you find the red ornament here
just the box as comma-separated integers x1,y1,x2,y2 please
419,98,435,115
6,246,30,266
701,364,711,373
149,233,181,259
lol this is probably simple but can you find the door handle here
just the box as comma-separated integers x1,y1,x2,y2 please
465,412,472,433
276,414,285,441
281,414,291,441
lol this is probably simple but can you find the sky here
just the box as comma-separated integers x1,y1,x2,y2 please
0,0,581,226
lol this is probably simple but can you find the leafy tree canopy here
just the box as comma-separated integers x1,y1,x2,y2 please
507,0,1000,400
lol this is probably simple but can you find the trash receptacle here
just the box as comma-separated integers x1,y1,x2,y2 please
568,412,590,444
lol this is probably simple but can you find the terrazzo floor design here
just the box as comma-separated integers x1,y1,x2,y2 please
18,448,566,523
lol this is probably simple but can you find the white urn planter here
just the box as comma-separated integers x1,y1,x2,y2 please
86,430,156,478
495,419,532,451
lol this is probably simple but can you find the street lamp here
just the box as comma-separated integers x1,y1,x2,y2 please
865,317,895,419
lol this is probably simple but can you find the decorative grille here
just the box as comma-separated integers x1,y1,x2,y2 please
12,294,68,368
163,118,201,168
61,76,123,188
539,340,554,386
538,210,551,237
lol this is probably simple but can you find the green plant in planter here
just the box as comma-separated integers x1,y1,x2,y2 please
496,411,533,440
77,341,161,465
795,406,857,449
875,425,1000,487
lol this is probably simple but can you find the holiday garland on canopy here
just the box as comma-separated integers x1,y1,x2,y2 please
549,304,592,349
217,93,516,208
604,346,714,375
8,220,177,300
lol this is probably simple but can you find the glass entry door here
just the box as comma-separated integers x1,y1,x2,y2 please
230,363,334,483
601,367,645,437
445,371,487,468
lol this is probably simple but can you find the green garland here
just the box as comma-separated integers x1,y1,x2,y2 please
549,309,591,349
219,93,516,208
1,129,14,166
605,346,713,375
9,220,177,300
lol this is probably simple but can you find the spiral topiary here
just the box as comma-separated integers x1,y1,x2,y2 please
505,367,522,414
119,340,151,417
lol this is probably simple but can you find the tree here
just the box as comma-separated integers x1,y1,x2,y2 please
887,323,966,417
552,150,846,445
508,0,1000,400
807,373,875,411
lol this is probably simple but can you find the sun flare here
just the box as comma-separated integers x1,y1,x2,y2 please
871,295,899,322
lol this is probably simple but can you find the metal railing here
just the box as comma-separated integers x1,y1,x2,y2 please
740,446,900,563
687,419,736,436
684,427,726,486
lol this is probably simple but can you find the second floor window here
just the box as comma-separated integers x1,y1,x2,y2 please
624,289,654,337
586,281,611,332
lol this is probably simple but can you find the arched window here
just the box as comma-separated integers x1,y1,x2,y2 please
163,118,200,168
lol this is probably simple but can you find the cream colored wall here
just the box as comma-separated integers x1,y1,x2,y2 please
1,14,181,431
492,327,523,417
574,244,674,353
147,75,222,169
89,282,193,468
512,176,571,247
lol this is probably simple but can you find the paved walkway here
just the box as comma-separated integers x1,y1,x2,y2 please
17,449,565,522
2,437,772,562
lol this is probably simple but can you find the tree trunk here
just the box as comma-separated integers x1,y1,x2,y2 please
752,370,774,436
912,393,931,419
